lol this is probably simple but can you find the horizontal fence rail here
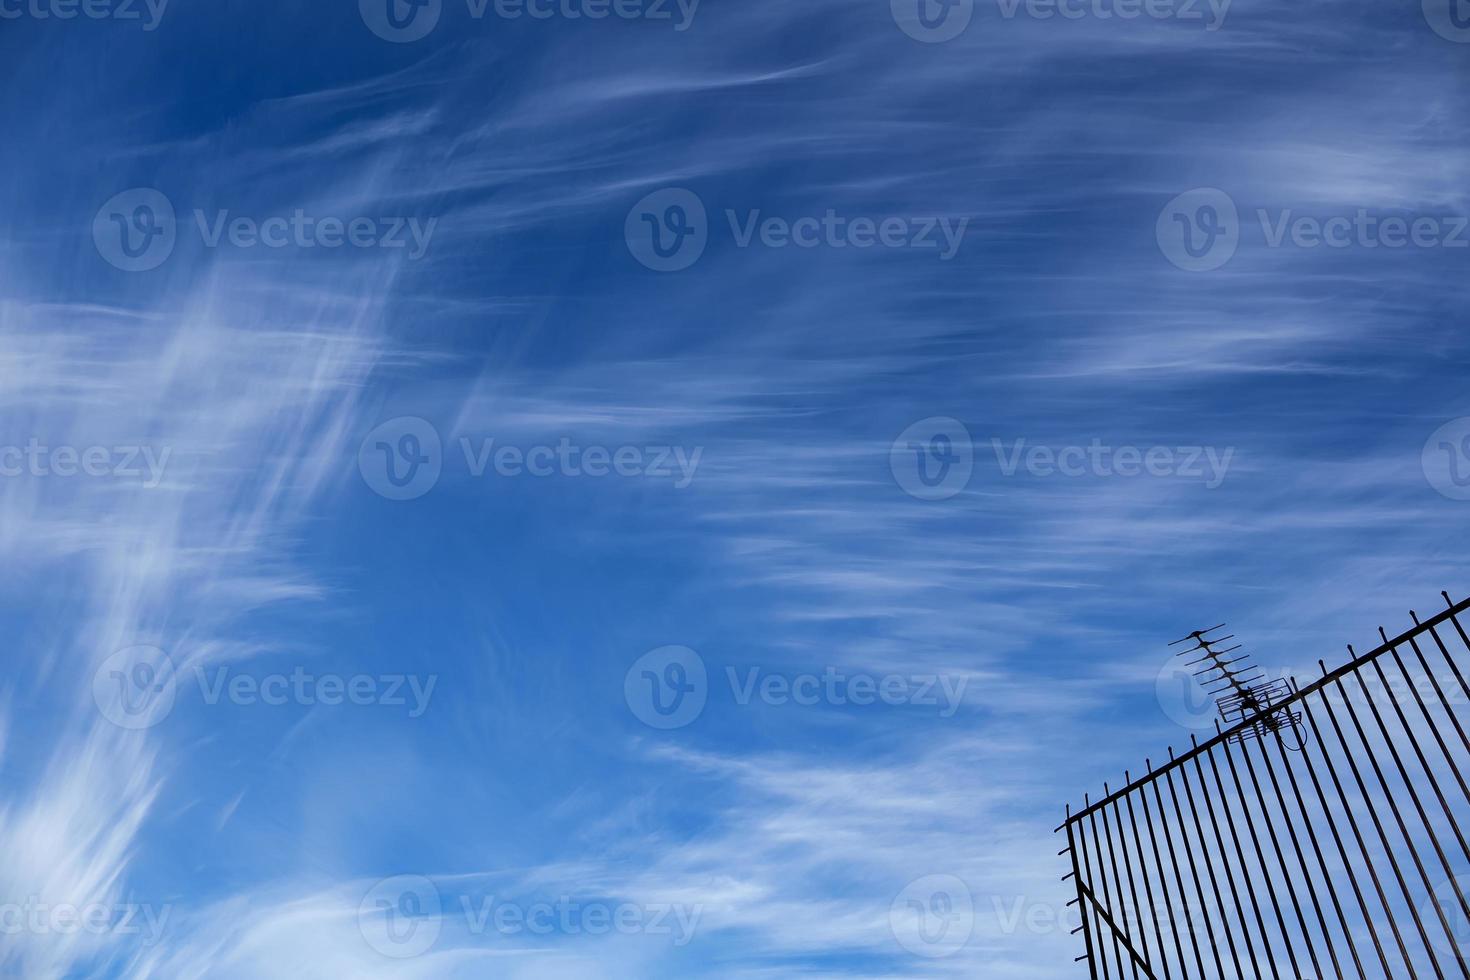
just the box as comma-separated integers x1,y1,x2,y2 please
1060,591,1470,980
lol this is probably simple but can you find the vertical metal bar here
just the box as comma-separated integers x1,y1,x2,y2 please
1394,640,1470,802
1186,737,1263,980
1170,747,1241,978
1267,703,1371,980
1080,794,1118,980
1318,673,1449,980
1137,769,1188,979
1146,759,1208,979
1097,786,1142,980
1202,743,1282,980
1369,654,1470,867
1088,798,1130,980
1251,721,1347,979
1436,596,1470,702
1229,728,1325,978
1106,790,1153,976
1077,881,1162,980
1218,729,1306,978
1418,615,1470,752
1335,669,1470,974
1121,776,1175,980
1297,682,1420,979
1066,808,1101,980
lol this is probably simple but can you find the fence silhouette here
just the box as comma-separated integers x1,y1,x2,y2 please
1058,592,1470,979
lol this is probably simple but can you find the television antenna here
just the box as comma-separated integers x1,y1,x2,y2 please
1170,624,1306,749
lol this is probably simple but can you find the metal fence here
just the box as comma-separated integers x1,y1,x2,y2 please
1058,592,1470,979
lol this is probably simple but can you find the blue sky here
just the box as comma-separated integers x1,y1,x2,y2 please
1,0,1469,976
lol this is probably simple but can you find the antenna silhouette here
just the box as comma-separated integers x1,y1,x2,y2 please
1170,623,1305,749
